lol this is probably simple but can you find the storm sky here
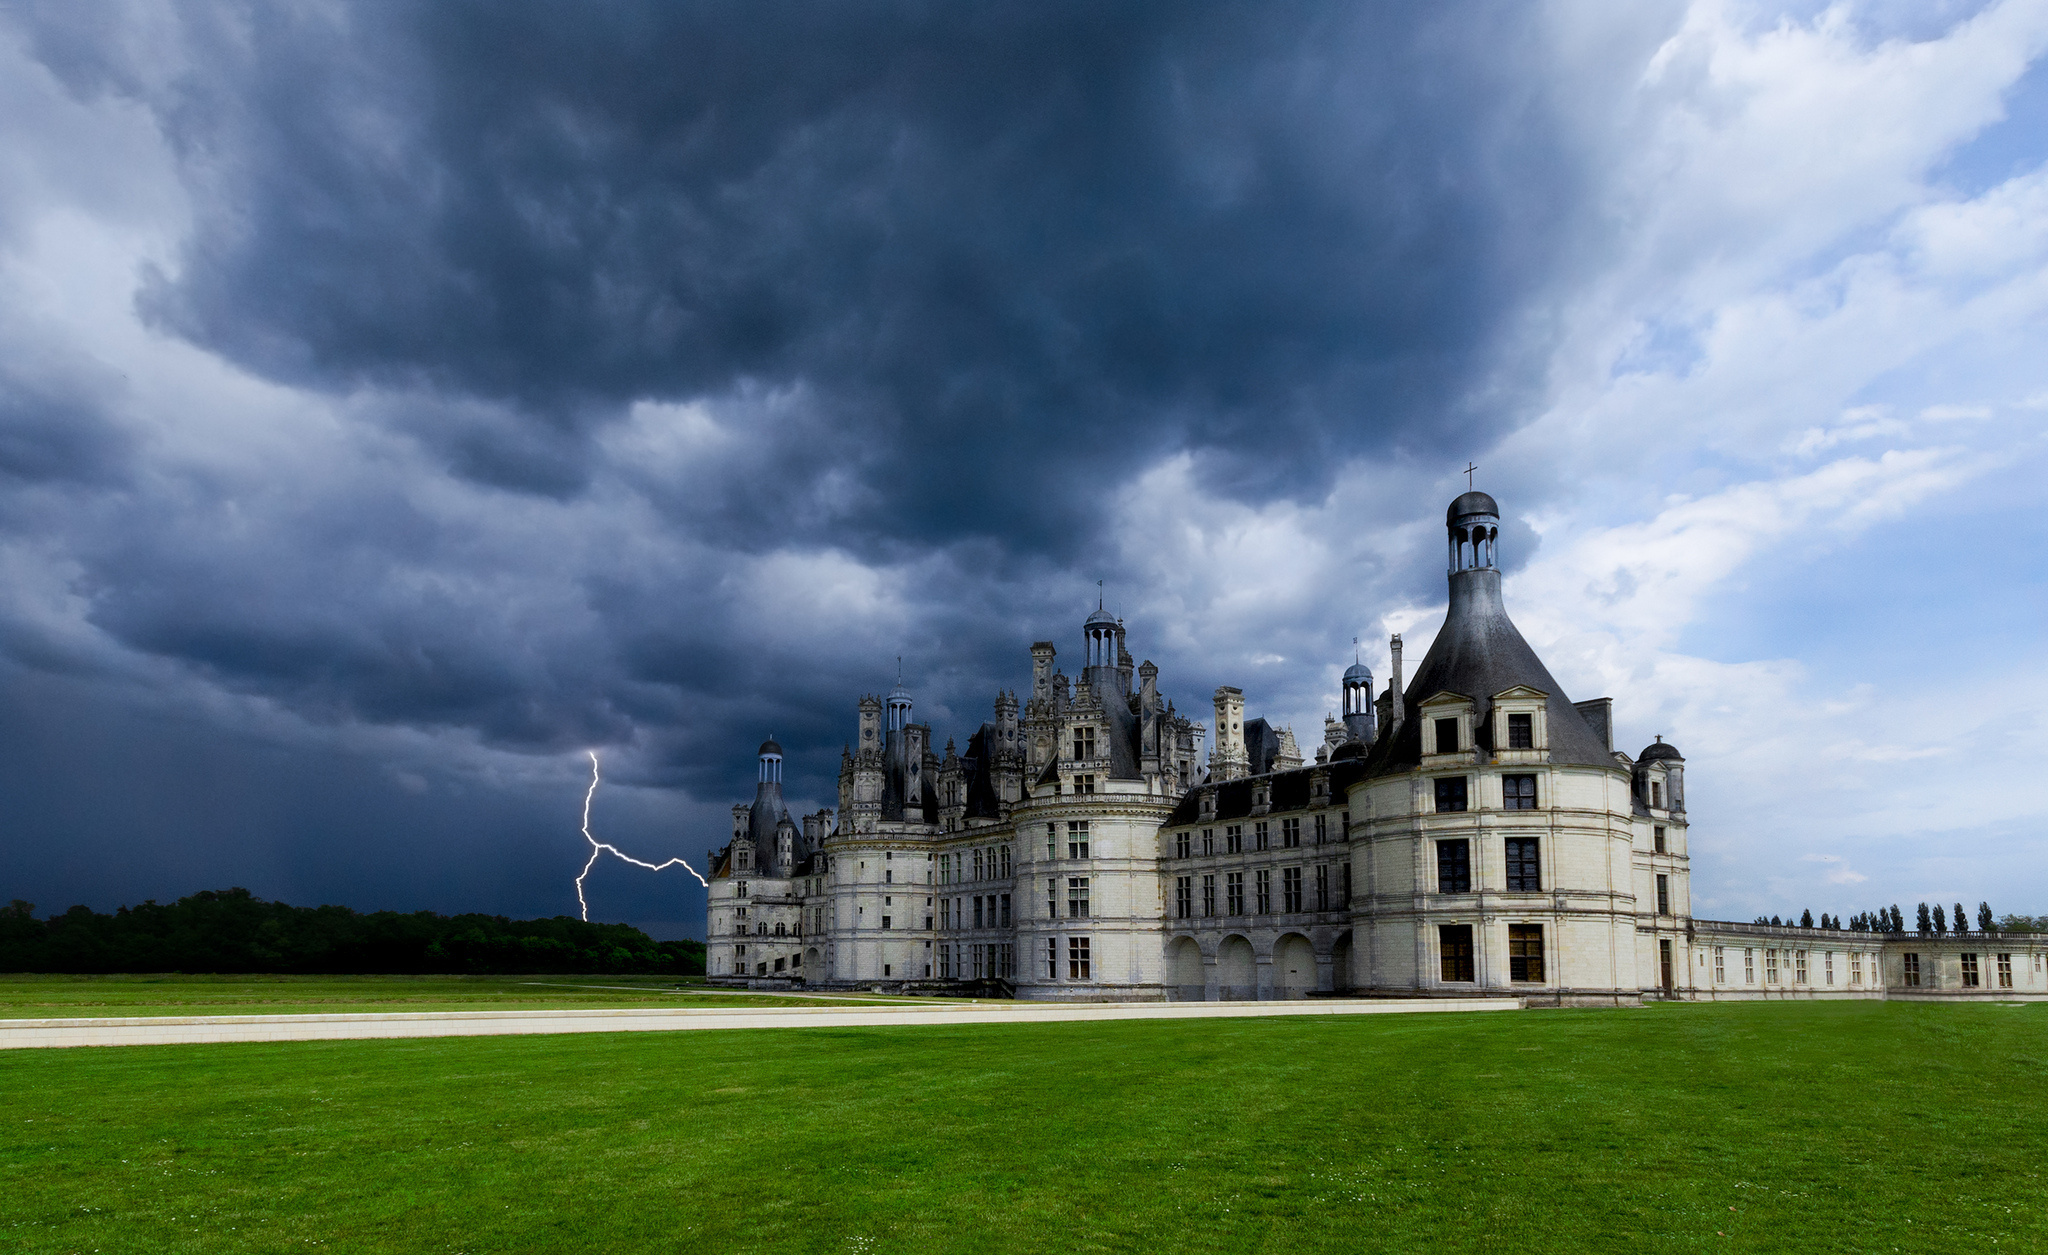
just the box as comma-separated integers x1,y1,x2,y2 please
3,0,2045,938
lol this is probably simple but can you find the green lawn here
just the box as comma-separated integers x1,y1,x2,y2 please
0,974,937,1019
3,1001,2042,1253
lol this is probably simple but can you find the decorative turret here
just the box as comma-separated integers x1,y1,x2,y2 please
1211,686,1248,781
1447,490,1500,572
1342,654,1376,746
1635,736,1686,813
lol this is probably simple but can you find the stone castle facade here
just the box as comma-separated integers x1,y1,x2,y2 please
705,491,2048,1005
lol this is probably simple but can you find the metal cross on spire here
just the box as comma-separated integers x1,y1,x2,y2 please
1465,461,1479,490
1353,636,1360,663
1097,578,1104,609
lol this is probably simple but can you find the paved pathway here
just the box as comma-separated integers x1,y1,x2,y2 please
1,996,1519,1050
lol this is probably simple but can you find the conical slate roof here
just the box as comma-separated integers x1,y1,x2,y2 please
1366,566,1613,775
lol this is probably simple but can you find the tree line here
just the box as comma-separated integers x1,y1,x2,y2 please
0,889,706,975
1749,902,2045,935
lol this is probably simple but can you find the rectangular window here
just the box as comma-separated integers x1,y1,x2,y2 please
1713,946,1726,984
1226,825,1244,854
1067,821,1089,859
1315,814,1327,844
1435,717,1459,753
1068,936,1091,980
1254,821,1270,851
1903,953,1921,986
1794,950,1808,984
1047,938,1058,980
1505,838,1541,892
1046,823,1056,859
1046,877,1057,919
938,944,951,977
1255,868,1272,914
1202,828,1215,855
1961,953,1980,987
1227,871,1245,915
1000,894,1011,926
1651,782,1663,808
1067,877,1090,919
1342,862,1351,904
1000,846,1011,877
881,916,892,930
1656,874,1670,915
973,897,984,929
1653,825,1666,854
1175,876,1192,919
1434,777,1469,813
1850,953,1862,985
1824,951,1834,985
1315,864,1330,911
1744,948,1755,983
1073,726,1096,760
1436,839,1471,894
1765,949,1778,983
1508,924,1545,982
1282,866,1303,912
1502,774,1537,810
1996,953,2013,988
1076,774,1096,794
1439,924,1475,982
1201,874,1216,917
1507,712,1533,749
974,849,985,881
1175,831,1191,859
1281,817,1301,848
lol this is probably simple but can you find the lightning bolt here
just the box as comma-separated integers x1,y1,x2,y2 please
574,750,708,921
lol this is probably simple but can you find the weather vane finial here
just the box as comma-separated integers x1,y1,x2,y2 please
1465,461,1479,490
1097,578,1104,610
1353,635,1360,663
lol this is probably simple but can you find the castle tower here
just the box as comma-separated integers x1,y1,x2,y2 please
1211,686,1248,781
746,738,792,876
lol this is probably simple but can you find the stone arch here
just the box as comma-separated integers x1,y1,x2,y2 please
1217,935,1256,1001
1332,930,1355,993
1273,933,1316,999
1168,937,1205,1002
805,946,820,973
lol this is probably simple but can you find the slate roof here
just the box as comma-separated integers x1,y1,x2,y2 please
1364,566,1614,777
1163,758,1370,826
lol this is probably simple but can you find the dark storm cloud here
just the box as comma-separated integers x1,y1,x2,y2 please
29,0,1586,544
0,0,1631,929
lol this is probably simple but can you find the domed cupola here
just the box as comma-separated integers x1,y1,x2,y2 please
1083,603,1121,670
885,680,913,733
757,739,783,783
1341,649,1377,745
1447,490,1501,572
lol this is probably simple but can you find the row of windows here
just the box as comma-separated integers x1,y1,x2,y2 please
1902,951,2021,989
1046,936,1091,980
1044,821,1091,860
1173,864,1350,918
728,944,803,977
1170,813,1349,859
1433,774,1539,813
1434,838,1542,893
938,942,1015,979
1433,713,1535,755
1712,946,1874,985
939,893,1013,930
1436,923,1545,982
937,845,1012,884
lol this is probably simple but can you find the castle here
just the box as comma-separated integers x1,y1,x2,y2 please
706,491,2048,1005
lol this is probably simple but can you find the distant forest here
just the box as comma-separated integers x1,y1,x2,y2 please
0,889,706,976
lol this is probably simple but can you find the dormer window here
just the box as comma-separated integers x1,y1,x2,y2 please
1507,713,1533,749
1651,781,1664,808
1073,726,1096,760
1435,718,1459,753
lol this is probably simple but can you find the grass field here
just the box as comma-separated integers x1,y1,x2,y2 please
3,1000,2043,1253
0,974,938,1019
